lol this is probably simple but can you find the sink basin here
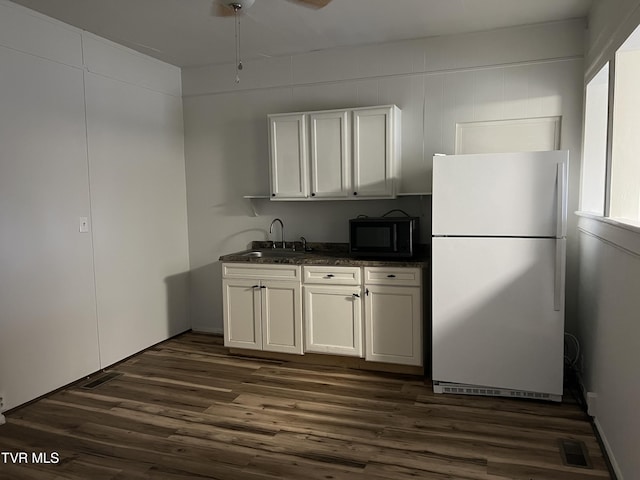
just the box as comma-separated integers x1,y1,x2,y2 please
240,249,306,258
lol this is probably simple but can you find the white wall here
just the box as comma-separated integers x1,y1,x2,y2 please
587,0,640,78
0,1,189,411
576,217,640,479
182,20,586,333
578,1,640,478
0,2,99,413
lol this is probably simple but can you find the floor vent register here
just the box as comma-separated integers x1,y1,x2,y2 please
559,439,592,469
81,372,122,389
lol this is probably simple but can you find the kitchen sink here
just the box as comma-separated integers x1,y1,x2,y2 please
240,249,306,258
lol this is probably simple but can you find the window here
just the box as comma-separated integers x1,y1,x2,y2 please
610,27,640,224
581,24,640,227
580,64,609,215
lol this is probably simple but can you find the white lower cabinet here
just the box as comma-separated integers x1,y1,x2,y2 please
304,285,363,356
364,267,423,366
222,278,262,350
302,266,363,357
222,264,303,354
223,263,422,366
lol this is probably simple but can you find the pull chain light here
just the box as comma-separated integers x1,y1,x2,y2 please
233,4,243,83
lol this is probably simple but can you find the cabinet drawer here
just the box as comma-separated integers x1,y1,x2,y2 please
303,266,361,285
223,263,301,281
364,267,422,286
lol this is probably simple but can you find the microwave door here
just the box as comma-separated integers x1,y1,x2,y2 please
367,225,391,249
353,223,392,254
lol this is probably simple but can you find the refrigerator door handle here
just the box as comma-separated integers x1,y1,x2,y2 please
554,239,566,311
556,162,568,238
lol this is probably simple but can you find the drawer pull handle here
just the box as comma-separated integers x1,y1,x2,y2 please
252,285,259,288
365,288,369,296
326,274,335,278
387,274,396,278
352,293,360,298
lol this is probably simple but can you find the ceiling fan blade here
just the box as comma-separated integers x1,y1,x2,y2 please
288,0,333,9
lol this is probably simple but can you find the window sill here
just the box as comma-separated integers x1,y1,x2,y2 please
575,211,640,233
575,211,640,257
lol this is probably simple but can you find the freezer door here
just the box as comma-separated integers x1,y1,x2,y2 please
432,151,568,237
432,237,565,396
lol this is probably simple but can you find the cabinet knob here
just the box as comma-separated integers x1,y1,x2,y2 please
353,192,358,196
252,285,259,289
260,285,267,289
271,193,276,197
311,193,316,197
352,293,360,298
365,288,369,296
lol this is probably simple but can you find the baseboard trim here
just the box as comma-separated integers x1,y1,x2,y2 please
229,348,424,376
592,417,623,480
578,376,623,479
192,326,224,335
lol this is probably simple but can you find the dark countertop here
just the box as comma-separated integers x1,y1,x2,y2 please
219,241,429,268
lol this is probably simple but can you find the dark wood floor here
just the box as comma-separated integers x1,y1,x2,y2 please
0,332,612,479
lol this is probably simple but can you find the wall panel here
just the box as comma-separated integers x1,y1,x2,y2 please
0,36,98,412
86,72,189,367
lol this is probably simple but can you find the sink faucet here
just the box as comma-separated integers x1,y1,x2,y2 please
269,218,285,249
300,236,309,252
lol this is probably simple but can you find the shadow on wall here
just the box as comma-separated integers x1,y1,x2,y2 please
218,228,270,253
188,262,224,334
164,270,191,336
208,198,262,218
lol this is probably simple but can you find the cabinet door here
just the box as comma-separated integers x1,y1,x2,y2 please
269,113,308,199
365,285,422,366
304,285,363,357
352,106,395,198
222,279,262,350
262,280,303,354
309,111,350,198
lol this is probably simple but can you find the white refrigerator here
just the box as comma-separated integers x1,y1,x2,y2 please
431,150,568,402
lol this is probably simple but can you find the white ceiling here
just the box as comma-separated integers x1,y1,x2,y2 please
9,0,593,68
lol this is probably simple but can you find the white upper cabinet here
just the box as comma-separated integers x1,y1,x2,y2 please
268,105,400,200
269,113,309,199
352,106,400,198
309,110,350,198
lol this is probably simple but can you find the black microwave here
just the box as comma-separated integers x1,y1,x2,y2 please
349,216,419,258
